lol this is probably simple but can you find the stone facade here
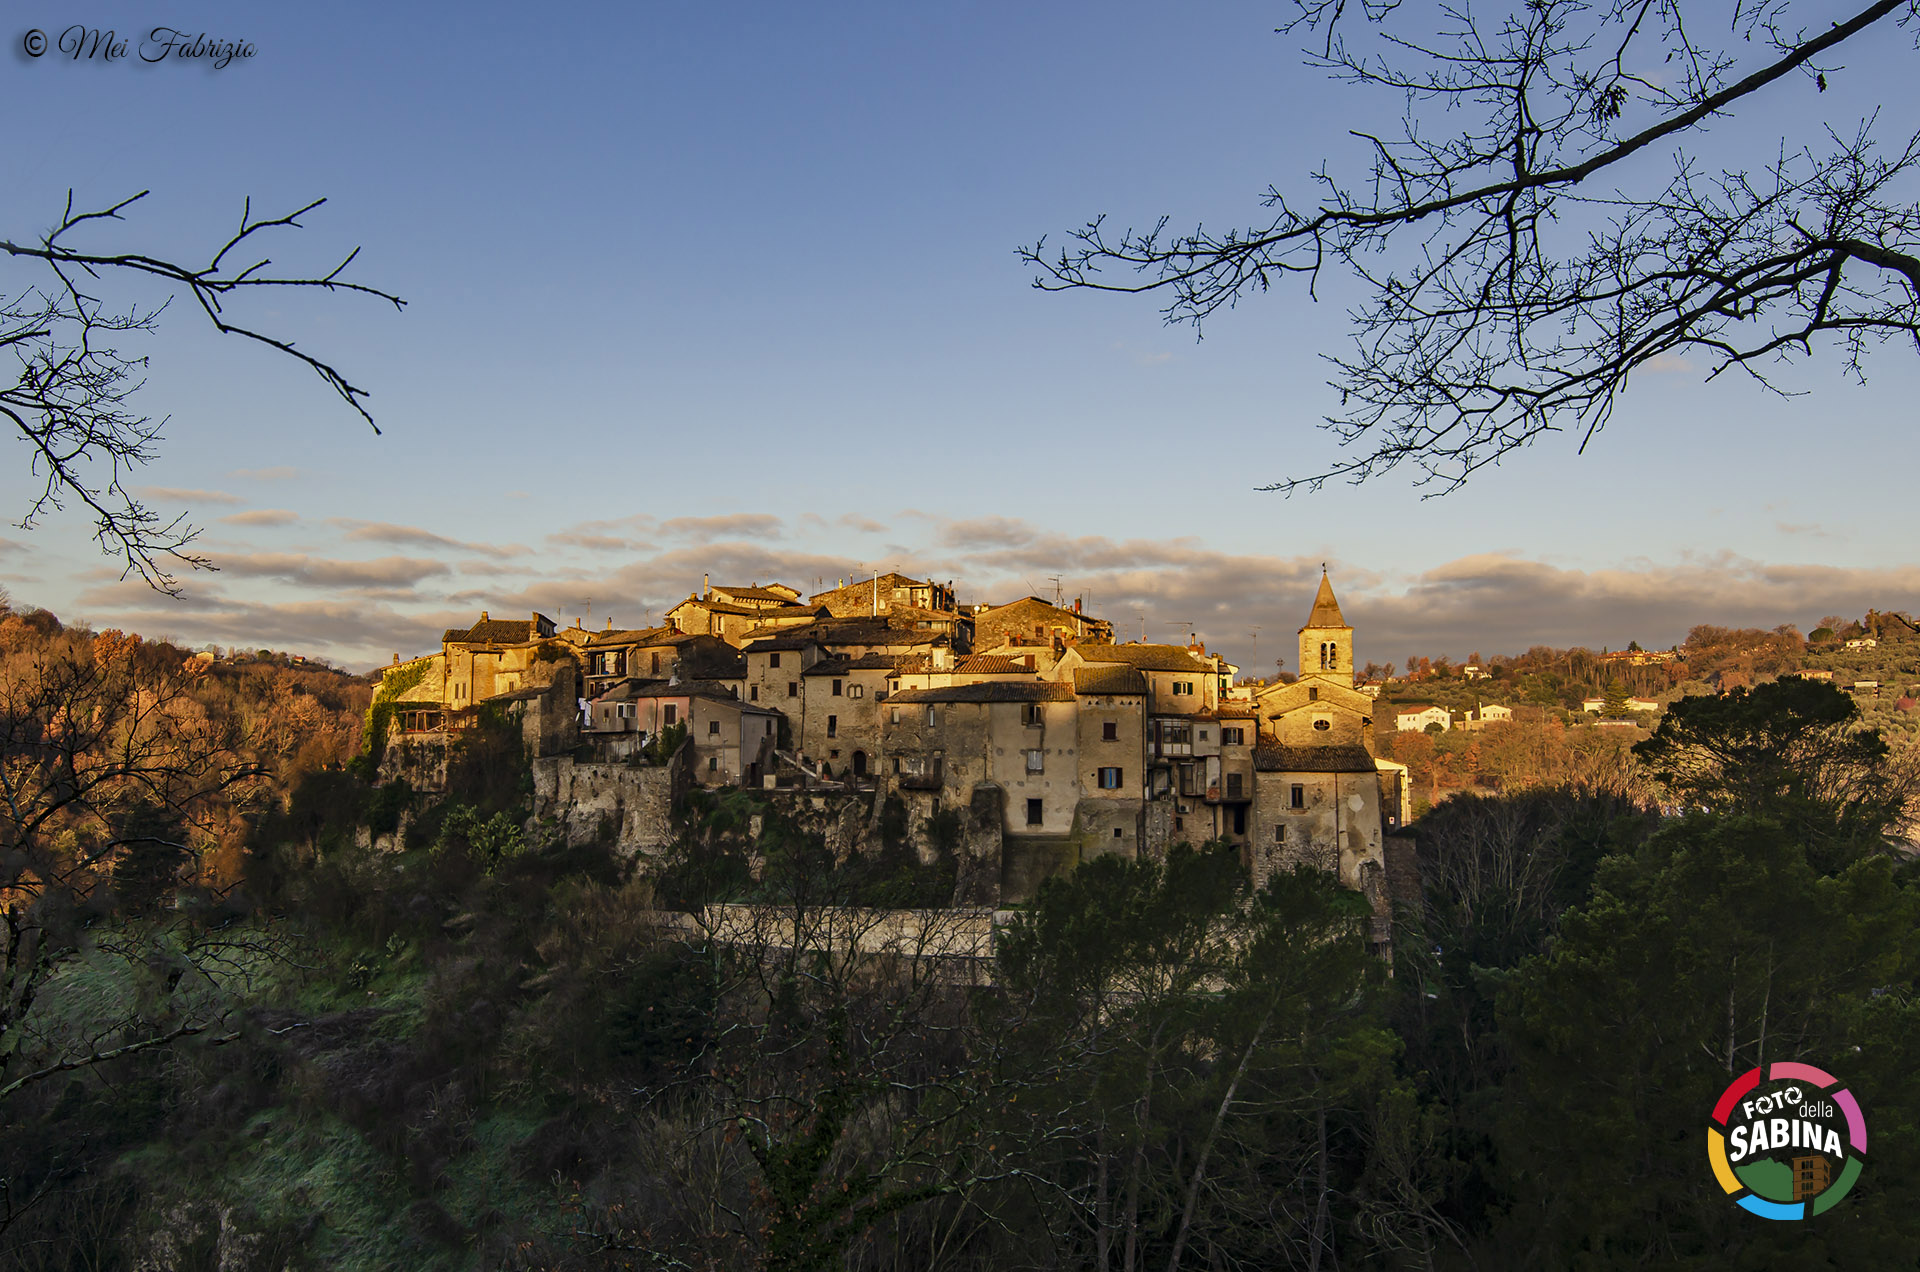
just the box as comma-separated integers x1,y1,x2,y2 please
532,739,691,855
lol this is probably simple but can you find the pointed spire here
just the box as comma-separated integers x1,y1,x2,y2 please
1306,570,1348,629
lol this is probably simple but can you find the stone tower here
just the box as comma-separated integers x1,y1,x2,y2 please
1296,570,1353,688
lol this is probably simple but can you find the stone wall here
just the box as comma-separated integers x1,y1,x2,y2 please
532,739,690,856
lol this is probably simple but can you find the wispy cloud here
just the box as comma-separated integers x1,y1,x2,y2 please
330,520,529,558
227,466,300,481
658,514,784,541
138,486,244,506
220,509,301,527
212,552,452,590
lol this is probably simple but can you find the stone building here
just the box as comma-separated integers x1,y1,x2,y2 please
440,610,559,708
971,596,1115,654
1243,574,1406,937
809,572,956,620
668,583,813,645
1253,574,1378,749
796,652,902,781
586,680,780,787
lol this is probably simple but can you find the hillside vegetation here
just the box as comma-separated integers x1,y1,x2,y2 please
6,603,1920,1269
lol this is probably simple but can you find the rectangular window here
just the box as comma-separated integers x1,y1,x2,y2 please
750,685,759,701
1098,766,1122,789
708,756,718,771
832,679,843,696
827,715,838,738
891,707,900,724
788,682,798,698
708,720,720,735
664,704,678,726
1102,720,1118,741
1222,727,1243,745
1023,704,1044,726
1198,729,1208,741
1113,826,1123,839
893,756,901,774
1275,823,1286,843
1026,798,1043,826
1226,772,1243,799
1026,748,1044,773
1290,783,1305,810
1175,816,1184,831
926,705,937,726
770,652,781,668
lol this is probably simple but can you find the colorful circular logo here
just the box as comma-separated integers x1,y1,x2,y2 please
1709,1062,1866,1219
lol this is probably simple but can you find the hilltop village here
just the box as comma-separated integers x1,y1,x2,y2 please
373,572,1419,922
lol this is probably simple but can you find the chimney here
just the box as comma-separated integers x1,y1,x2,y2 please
704,572,710,600
606,618,613,630
480,611,489,622
1073,597,1082,613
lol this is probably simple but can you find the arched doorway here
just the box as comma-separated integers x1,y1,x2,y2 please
852,750,868,778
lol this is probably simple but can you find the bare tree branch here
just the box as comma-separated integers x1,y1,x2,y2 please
1,192,402,593
1023,1,1920,492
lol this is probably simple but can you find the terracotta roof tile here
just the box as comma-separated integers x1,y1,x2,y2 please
887,682,1076,704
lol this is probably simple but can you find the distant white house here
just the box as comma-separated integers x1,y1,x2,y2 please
1477,703,1513,723
1396,704,1451,732
1847,637,1879,650
1581,696,1660,715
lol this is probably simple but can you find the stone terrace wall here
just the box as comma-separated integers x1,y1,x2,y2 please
532,741,690,856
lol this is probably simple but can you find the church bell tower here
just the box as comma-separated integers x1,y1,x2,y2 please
1297,570,1354,688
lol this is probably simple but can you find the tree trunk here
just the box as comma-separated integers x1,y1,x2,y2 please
1164,1010,1269,1272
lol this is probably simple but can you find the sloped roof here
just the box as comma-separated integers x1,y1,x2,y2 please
1072,666,1148,696
1304,573,1349,630
668,598,764,617
1253,743,1378,773
745,634,821,653
712,585,801,603
594,678,752,705
1073,643,1212,673
445,618,540,645
887,682,1076,704
955,655,1035,675
586,625,677,647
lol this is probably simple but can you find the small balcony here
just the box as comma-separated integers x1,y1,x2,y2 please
895,757,944,791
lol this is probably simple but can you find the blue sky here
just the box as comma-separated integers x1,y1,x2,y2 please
4,1,1917,670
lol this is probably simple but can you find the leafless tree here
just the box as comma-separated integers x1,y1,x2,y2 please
1025,1,1920,491
1,191,401,592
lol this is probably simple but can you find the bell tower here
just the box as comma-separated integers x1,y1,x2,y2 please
1297,569,1353,688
